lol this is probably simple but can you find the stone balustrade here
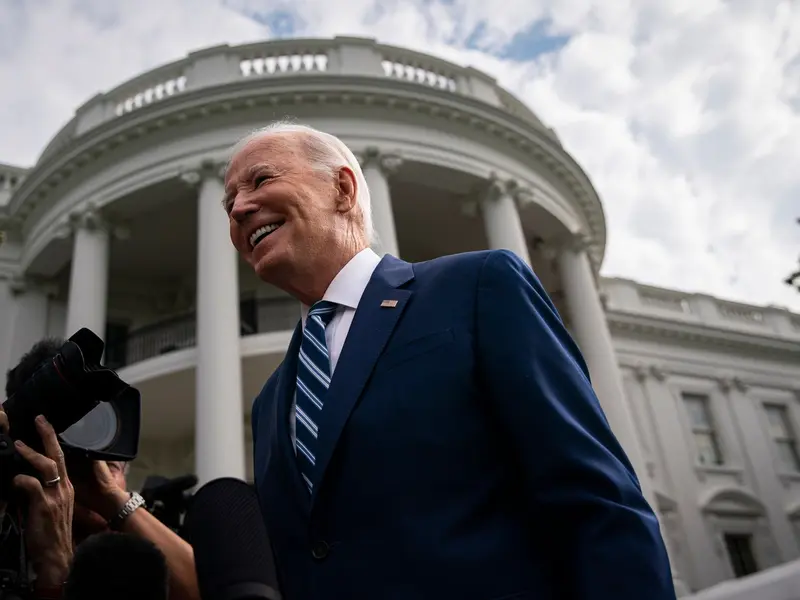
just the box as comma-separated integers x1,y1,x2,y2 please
602,278,800,340
38,36,544,162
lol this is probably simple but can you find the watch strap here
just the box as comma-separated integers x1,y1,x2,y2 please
109,491,146,530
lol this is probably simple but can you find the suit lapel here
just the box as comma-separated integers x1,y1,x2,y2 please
310,256,415,503
272,321,312,515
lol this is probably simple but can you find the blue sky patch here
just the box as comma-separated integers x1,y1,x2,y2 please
251,9,300,37
500,19,570,61
222,2,302,37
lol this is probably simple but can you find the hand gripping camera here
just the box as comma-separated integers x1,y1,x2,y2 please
0,328,141,598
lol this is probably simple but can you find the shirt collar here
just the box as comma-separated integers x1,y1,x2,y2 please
300,248,381,324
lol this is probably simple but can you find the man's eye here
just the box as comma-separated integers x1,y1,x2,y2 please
254,175,270,187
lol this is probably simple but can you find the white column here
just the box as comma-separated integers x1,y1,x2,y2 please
479,177,532,265
558,237,686,595
359,147,402,257
557,236,647,482
182,161,246,485
65,208,110,339
4,278,51,372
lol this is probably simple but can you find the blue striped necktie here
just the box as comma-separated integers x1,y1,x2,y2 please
295,300,337,493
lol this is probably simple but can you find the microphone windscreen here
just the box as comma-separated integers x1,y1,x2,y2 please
185,477,281,600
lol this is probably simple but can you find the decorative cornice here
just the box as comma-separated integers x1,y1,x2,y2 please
4,81,606,269
608,310,800,359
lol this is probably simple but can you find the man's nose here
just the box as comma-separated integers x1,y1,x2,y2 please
230,195,258,223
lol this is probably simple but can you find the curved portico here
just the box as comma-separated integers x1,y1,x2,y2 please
0,36,636,498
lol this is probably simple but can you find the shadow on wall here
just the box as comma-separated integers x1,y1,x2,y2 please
684,559,800,600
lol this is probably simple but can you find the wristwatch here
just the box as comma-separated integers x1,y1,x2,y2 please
109,491,146,530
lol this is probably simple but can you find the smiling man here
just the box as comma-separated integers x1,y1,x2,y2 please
225,121,676,600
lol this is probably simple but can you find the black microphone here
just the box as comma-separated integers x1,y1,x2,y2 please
185,478,282,600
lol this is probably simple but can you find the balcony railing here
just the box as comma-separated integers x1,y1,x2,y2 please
601,278,800,340
40,37,544,161
105,297,298,369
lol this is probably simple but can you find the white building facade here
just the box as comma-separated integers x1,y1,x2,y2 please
0,37,798,598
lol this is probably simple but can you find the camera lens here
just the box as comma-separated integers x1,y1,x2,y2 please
59,402,119,450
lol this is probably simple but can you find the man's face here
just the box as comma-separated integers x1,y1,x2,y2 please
106,461,127,491
224,133,346,284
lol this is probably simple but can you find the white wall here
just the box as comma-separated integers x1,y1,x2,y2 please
605,278,800,596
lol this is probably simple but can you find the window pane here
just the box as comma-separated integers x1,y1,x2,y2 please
765,405,790,438
684,394,712,429
695,432,723,466
777,441,800,473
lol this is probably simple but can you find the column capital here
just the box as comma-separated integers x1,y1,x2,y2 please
506,179,535,208
69,203,107,232
357,146,403,175
478,174,534,208
554,230,596,255
460,175,514,218
482,173,507,203
180,159,227,188
717,375,748,394
650,365,668,382
6,274,59,298
632,364,667,383
632,364,648,383
55,203,129,241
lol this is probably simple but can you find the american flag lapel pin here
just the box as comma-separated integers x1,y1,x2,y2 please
380,299,398,308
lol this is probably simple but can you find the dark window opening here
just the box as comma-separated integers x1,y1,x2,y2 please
724,533,758,578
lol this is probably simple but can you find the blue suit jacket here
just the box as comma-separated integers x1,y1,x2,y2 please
252,250,676,600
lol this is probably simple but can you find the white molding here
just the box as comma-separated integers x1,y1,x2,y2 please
6,79,604,272
608,311,800,359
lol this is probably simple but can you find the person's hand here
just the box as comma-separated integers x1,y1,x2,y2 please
72,459,130,523
13,415,74,587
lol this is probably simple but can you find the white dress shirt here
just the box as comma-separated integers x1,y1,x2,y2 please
290,248,382,446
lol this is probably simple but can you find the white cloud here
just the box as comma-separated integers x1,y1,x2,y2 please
0,0,798,310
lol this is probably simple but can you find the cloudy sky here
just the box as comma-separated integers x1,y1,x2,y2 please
1,0,799,310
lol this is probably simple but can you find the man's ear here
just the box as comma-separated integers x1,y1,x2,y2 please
334,166,358,215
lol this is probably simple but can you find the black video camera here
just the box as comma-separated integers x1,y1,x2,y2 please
141,474,198,539
0,328,141,598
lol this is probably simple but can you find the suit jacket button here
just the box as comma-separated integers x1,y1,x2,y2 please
311,540,330,560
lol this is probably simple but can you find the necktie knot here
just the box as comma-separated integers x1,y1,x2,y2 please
308,300,337,326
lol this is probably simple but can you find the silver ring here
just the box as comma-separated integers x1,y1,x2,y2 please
43,475,61,488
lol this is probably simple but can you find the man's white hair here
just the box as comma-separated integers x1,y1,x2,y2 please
228,121,375,244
